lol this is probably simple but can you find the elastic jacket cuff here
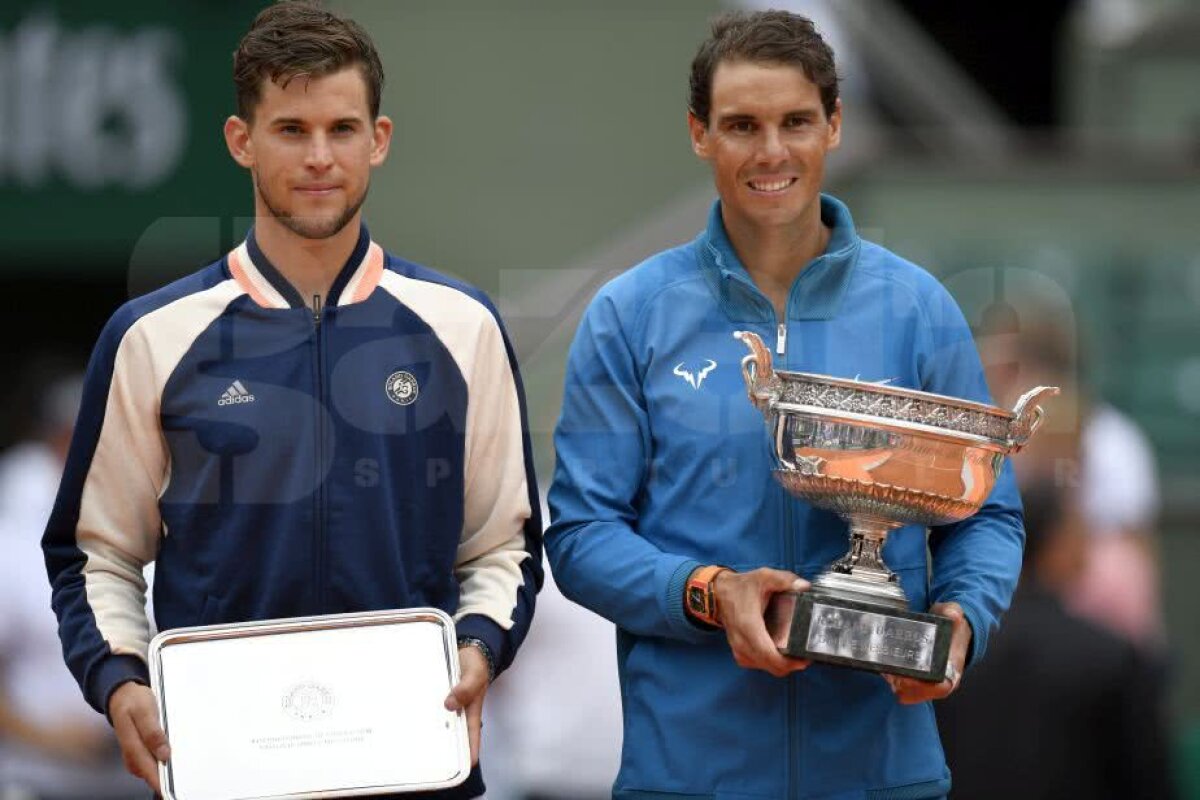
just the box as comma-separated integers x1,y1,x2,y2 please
91,654,150,720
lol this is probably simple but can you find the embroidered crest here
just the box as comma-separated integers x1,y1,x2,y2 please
385,371,419,406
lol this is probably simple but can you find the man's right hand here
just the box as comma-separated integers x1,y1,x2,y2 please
713,568,811,678
108,681,170,795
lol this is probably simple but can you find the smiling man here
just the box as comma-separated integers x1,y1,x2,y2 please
546,10,1024,800
42,3,541,798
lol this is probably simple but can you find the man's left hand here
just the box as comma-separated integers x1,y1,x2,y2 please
444,645,490,766
882,601,970,704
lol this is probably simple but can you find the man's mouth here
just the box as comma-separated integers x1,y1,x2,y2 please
746,177,798,194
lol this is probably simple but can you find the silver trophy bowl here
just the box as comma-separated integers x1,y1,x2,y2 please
735,331,1058,679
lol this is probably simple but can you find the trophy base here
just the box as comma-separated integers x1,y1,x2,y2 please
766,591,952,682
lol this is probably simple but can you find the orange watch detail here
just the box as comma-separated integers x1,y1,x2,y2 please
686,565,731,628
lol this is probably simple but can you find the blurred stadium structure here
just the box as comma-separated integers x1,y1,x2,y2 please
1,1,1197,798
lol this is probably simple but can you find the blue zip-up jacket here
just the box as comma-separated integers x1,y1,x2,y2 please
43,224,542,800
546,196,1023,800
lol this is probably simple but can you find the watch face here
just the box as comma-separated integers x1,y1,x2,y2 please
687,586,707,614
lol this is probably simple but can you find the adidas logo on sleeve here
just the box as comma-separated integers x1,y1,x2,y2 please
217,380,256,406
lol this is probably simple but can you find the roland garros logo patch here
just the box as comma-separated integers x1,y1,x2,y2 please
385,370,419,406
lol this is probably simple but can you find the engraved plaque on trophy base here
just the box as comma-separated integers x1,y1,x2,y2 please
767,591,952,682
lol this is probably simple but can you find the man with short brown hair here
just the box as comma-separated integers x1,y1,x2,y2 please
44,4,541,797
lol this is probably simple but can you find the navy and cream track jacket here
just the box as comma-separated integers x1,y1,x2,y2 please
43,224,542,730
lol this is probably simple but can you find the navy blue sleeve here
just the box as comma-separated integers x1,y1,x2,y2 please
42,305,152,715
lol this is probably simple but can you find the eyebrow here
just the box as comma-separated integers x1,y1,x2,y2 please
715,108,820,125
268,116,365,127
716,113,757,125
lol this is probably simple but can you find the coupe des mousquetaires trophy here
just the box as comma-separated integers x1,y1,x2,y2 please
735,331,1057,682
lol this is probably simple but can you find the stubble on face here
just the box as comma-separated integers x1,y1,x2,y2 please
254,171,369,241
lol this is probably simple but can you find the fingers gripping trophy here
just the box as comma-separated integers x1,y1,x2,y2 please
735,331,1058,683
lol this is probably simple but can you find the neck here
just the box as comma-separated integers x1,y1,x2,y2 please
723,202,829,320
253,210,363,303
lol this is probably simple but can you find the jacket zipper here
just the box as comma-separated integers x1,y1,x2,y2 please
312,293,326,612
724,256,800,796
777,333,801,800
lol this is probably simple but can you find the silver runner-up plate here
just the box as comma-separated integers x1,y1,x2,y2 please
148,608,470,800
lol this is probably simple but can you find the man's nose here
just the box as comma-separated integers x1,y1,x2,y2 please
305,133,334,169
757,127,788,165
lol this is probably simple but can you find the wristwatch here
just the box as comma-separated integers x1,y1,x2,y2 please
457,635,497,683
685,565,731,628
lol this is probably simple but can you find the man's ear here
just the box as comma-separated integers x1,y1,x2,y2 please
370,114,394,167
224,116,254,168
826,98,842,151
688,110,711,160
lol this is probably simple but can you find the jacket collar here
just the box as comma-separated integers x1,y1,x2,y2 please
227,223,382,310
698,193,861,322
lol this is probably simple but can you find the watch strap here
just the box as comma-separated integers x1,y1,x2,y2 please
685,565,731,628
457,635,497,683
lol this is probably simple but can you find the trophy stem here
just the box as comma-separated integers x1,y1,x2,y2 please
812,516,908,608
835,518,897,579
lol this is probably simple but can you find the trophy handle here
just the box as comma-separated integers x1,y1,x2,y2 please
734,331,779,411
1007,385,1060,452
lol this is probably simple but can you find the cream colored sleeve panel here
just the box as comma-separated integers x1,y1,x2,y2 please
78,280,242,659
453,314,532,629
376,272,532,629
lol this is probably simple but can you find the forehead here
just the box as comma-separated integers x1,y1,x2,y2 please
710,60,822,116
255,65,370,120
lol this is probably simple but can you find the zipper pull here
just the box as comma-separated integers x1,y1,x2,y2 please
312,293,323,326
776,322,787,356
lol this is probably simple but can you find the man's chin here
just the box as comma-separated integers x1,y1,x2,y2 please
257,180,368,242
280,214,354,241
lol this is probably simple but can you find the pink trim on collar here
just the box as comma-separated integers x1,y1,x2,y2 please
227,248,274,308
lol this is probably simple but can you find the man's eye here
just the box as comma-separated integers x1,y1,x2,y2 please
785,116,811,128
334,124,355,134
730,121,755,133
280,125,302,135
